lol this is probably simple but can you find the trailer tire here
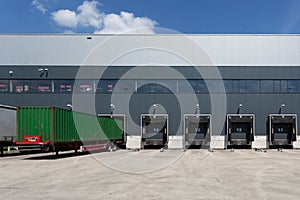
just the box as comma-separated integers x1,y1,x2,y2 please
19,151,29,155
42,146,50,152
106,142,114,152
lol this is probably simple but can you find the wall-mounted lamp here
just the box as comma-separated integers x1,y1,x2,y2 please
237,104,242,114
152,104,157,112
195,104,200,114
66,103,73,111
279,103,285,114
110,104,115,117
8,70,13,77
152,104,157,117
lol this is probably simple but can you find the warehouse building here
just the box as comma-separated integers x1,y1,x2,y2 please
1,34,300,149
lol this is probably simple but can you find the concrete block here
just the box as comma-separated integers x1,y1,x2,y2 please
252,136,268,149
168,135,184,149
210,135,225,149
126,135,142,149
293,136,300,149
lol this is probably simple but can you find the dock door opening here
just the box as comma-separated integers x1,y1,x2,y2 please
184,114,211,147
226,114,254,147
269,114,297,146
141,114,168,146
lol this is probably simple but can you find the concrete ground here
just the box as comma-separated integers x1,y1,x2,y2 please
0,149,300,200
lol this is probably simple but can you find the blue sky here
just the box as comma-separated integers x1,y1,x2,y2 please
0,0,300,34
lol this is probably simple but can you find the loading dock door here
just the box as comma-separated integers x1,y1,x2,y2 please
227,114,254,146
141,115,168,145
184,115,211,146
269,114,297,145
230,122,251,141
273,123,293,141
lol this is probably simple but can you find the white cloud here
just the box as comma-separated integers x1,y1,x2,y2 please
77,1,103,28
63,30,76,34
95,11,156,34
32,0,47,13
52,9,78,28
51,0,157,34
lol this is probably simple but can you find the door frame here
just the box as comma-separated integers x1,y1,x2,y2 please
268,114,297,143
183,114,212,145
226,114,255,146
140,114,169,142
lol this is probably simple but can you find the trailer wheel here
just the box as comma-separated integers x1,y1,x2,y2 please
42,146,50,152
19,151,29,155
0,146,3,156
106,142,114,152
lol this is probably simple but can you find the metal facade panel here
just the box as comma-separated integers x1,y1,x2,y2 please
2,92,300,137
0,34,300,66
0,105,16,139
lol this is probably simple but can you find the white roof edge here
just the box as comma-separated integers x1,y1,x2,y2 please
1,34,300,66
0,33,300,37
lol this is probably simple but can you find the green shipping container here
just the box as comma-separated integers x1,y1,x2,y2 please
17,107,124,145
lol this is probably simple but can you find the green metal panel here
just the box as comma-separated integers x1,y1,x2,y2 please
17,107,53,142
54,108,80,142
98,117,123,140
70,111,100,142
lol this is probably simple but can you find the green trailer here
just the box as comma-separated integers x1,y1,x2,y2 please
16,107,125,154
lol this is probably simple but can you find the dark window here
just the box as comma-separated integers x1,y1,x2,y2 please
239,80,247,93
12,80,30,93
137,80,177,94
206,80,222,93
74,80,94,93
7,79,300,95
223,80,232,93
189,80,208,93
261,80,273,93
232,80,240,93
97,80,117,93
274,80,281,92
246,80,259,93
179,80,227,94
31,80,52,93
280,80,288,92
113,80,135,93
231,80,259,93
178,80,194,93
288,80,300,93
0,80,9,92
54,80,74,93
97,80,135,93
137,83,169,93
